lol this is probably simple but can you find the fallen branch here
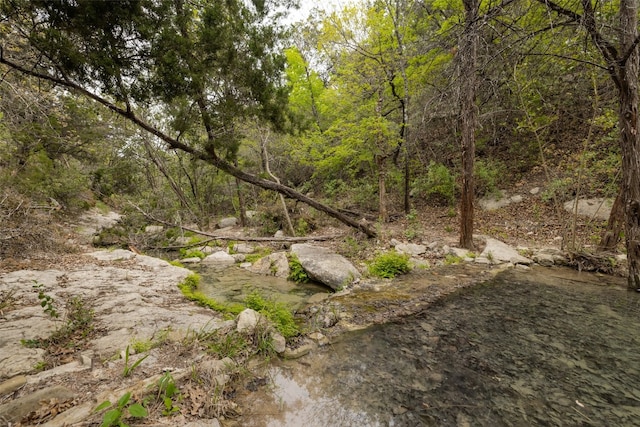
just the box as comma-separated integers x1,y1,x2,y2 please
130,203,345,243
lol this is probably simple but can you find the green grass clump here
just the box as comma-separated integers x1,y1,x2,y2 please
368,251,410,278
244,291,299,338
244,246,273,263
177,274,244,315
179,248,205,259
287,254,309,283
444,254,464,265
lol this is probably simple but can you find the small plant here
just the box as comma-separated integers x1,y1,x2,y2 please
444,254,463,265
179,248,205,259
245,291,299,338
122,345,148,378
287,254,309,283
486,251,495,262
95,391,148,427
168,260,185,268
33,281,59,318
157,372,181,416
0,288,17,313
130,339,153,354
368,251,410,279
206,330,249,359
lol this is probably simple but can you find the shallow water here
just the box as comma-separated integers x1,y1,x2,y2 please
195,265,329,310
236,267,640,427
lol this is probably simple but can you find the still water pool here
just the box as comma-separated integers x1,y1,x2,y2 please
235,267,640,427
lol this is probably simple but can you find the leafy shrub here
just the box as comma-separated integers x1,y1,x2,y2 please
244,291,299,338
368,251,410,278
474,159,504,197
412,162,456,206
287,254,310,283
179,248,205,259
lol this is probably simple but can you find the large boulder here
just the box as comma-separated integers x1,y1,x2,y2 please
563,198,612,221
201,251,235,267
478,238,531,265
248,252,290,278
291,244,360,290
217,217,238,228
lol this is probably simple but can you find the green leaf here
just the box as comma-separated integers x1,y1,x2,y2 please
94,400,112,412
127,403,148,418
101,409,121,427
117,392,131,408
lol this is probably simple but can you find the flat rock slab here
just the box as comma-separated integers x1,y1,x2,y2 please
248,252,289,278
563,198,612,221
0,250,225,380
479,238,532,265
0,385,76,424
291,244,360,290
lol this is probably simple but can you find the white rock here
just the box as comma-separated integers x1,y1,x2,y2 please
201,251,235,266
236,309,265,334
271,332,286,353
144,225,163,234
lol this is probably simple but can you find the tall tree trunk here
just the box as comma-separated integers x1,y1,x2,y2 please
598,187,624,251
377,155,388,222
618,0,640,289
234,159,247,227
459,0,479,250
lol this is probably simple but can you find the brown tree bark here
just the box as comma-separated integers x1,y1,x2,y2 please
618,0,640,289
536,0,640,288
458,0,479,250
598,187,624,251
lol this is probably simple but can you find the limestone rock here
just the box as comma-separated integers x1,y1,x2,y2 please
0,385,76,425
236,309,266,334
478,238,531,265
144,225,163,234
248,252,290,278
233,243,255,254
202,251,235,267
218,217,238,228
283,340,316,359
395,243,427,256
271,332,286,353
291,244,361,290
563,198,612,221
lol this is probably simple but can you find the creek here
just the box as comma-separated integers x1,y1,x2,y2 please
227,267,640,427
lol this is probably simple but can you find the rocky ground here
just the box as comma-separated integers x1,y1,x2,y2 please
0,186,623,427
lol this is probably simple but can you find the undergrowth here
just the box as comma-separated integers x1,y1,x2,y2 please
368,251,410,278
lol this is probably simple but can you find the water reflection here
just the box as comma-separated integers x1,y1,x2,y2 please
195,265,328,310
237,267,640,426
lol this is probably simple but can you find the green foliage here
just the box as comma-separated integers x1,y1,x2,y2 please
206,330,249,359
179,248,205,259
287,254,310,284
156,372,181,417
368,251,410,278
244,291,299,338
177,274,244,315
33,282,58,318
412,162,457,205
474,159,504,197
444,254,463,265
122,345,148,378
541,178,574,203
95,391,148,427
244,246,273,263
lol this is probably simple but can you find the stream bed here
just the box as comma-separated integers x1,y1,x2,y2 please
233,267,640,427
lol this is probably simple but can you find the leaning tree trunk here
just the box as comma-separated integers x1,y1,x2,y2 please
598,187,624,251
459,0,479,250
619,0,640,290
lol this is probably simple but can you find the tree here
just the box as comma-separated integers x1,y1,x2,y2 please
532,0,640,288
458,0,479,249
0,0,377,237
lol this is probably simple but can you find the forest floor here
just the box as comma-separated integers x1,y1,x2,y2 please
0,175,620,426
